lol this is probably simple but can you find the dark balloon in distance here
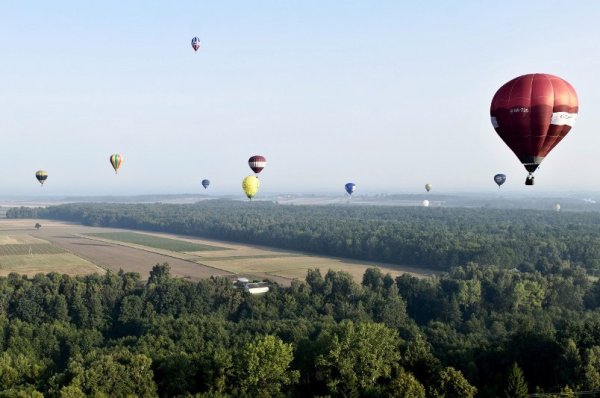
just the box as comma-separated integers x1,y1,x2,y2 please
345,183,356,195
494,174,507,187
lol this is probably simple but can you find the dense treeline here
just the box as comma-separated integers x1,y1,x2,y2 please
2,263,600,396
9,200,600,273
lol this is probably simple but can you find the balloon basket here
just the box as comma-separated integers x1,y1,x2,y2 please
525,175,535,186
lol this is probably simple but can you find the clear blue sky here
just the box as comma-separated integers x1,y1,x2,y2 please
1,1,599,196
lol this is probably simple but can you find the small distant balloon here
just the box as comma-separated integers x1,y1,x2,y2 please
191,37,201,51
425,183,432,192
494,174,507,187
422,200,430,207
35,170,48,186
242,175,260,199
554,203,561,212
202,179,210,189
345,183,356,196
248,155,266,175
109,154,123,174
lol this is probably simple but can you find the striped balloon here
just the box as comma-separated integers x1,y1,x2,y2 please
110,154,123,174
191,37,201,51
248,155,266,174
35,170,48,186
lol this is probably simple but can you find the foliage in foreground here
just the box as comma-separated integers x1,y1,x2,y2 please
1,262,600,396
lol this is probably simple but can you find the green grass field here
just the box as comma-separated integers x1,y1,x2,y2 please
0,244,66,256
86,232,224,252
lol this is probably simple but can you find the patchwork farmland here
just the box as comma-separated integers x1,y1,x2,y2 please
0,219,435,284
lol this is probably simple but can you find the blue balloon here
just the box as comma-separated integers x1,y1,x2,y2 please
345,182,356,195
494,174,506,187
202,179,210,189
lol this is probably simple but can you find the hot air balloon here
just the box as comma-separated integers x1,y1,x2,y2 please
248,155,266,175
35,170,48,186
494,174,507,187
345,183,356,196
425,183,432,192
109,154,123,174
422,200,430,207
242,175,260,199
490,74,578,185
202,179,210,189
554,203,561,212
191,37,201,51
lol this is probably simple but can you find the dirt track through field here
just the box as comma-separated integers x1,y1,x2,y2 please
34,229,233,281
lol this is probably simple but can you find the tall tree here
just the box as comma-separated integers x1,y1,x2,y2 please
316,321,401,396
237,335,299,397
430,367,477,398
504,363,528,398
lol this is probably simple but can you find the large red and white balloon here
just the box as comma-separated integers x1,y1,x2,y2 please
490,73,578,185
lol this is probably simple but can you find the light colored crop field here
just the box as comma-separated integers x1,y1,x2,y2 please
86,232,225,252
197,254,435,282
0,253,105,277
0,244,66,256
0,235,48,245
0,219,77,230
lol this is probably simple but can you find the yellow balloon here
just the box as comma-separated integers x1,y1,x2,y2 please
242,175,260,199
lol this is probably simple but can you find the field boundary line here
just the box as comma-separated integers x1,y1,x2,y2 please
37,234,109,273
76,233,236,276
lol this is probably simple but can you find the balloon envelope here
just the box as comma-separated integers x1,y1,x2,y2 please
494,174,507,187
202,179,210,189
422,200,430,207
35,170,48,186
248,156,266,174
242,176,260,199
554,203,561,212
425,183,432,192
191,37,201,51
345,183,356,195
490,74,578,175
109,154,123,174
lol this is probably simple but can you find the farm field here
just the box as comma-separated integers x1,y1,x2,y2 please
0,223,104,277
0,219,435,284
0,253,103,277
86,232,223,252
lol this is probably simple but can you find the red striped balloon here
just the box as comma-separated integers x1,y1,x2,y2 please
490,74,578,181
248,155,266,174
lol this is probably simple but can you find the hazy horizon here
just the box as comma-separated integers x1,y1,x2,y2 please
2,1,600,196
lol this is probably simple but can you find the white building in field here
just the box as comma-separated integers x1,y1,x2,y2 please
234,278,270,294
